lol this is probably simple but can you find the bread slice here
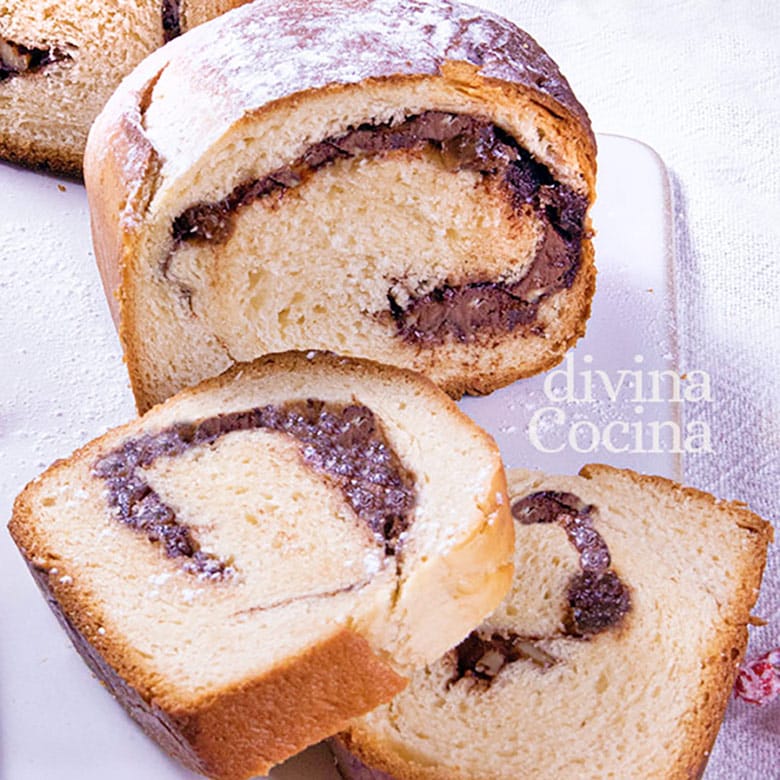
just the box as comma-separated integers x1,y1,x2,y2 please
0,0,248,177
7,351,514,780
84,0,597,413
334,464,772,780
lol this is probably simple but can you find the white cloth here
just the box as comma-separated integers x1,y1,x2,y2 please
473,1,780,776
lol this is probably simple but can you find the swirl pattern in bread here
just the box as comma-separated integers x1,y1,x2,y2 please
334,465,772,780
84,0,597,412
8,352,514,779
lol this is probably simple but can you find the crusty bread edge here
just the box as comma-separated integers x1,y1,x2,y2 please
10,523,407,779
388,455,514,668
436,236,596,399
577,464,773,780
0,139,83,180
7,406,406,779
332,464,773,780
7,350,512,779
85,63,166,333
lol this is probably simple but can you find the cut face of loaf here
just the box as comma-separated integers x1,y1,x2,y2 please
335,464,773,780
0,0,249,177
8,352,514,780
84,0,597,413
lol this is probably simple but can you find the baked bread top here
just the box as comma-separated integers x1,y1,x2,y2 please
88,0,595,195
335,464,773,780
85,0,597,412
8,351,514,779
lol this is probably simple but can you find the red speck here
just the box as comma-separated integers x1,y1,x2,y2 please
735,648,780,705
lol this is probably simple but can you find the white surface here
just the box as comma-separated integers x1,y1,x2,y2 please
0,134,675,778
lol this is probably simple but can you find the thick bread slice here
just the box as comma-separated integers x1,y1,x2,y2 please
0,0,249,177
8,352,514,780
335,464,772,780
84,0,597,413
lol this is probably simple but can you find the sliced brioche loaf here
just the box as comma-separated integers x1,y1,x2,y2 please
334,464,772,780
84,0,597,413
8,351,513,780
0,0,248,177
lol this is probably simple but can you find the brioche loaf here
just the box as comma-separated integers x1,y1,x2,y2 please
0,0,248,177
334,464,772,780
8,351,513,780
84,0,597,413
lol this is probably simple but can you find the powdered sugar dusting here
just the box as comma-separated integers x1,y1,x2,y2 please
147,572,173,587
141,0,587,180
363,549,383,576
0,173,135,512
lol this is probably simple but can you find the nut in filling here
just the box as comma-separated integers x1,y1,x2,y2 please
0,39,72,81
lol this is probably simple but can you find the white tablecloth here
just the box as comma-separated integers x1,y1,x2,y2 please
473,1,779,776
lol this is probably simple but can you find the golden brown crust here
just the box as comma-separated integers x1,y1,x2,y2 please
0,138,83,180
86,65,165,331
577,463,774,541
15,548,213,775
176,630,407,779
12,523,406,779
577,464,772,780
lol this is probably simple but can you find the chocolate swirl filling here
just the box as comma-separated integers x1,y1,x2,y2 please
161,0,182,42
0,39,72,81
450,491,630,687
168,111,587,344
93,400,416,578
512,491,631,637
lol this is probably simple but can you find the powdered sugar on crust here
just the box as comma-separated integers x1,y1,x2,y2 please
134,0,589,179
